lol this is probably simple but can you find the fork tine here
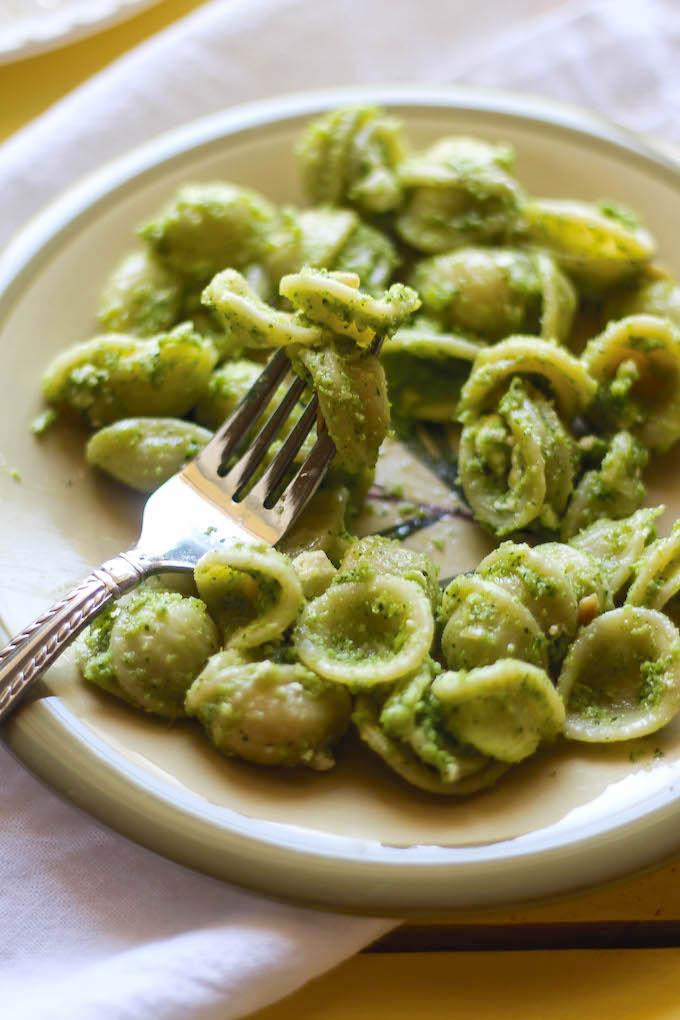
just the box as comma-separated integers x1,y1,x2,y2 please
196,347,290,475
255,338,383,525
221,373,307,497
274,431,336,531
247,394,320,508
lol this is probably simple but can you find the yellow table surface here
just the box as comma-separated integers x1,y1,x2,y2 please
3,2,680,1015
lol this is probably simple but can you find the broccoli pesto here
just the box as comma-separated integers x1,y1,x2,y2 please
36,102,680,795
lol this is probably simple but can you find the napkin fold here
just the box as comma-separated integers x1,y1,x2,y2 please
0,752,390,1019
2,0,680,1017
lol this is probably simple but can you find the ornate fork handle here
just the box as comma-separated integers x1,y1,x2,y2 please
0,551,152,724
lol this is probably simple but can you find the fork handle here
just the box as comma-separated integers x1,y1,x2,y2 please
0,551,151,724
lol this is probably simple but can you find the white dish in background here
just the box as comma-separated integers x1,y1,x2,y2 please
0,0,159,63
3,87,680,913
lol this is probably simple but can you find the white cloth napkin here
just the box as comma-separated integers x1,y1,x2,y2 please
2,1,680,1017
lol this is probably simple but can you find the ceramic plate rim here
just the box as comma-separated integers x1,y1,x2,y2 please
4,85,680,913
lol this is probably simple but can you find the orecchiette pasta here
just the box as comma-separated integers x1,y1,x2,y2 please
440,574,548,672
202,268,323,351
378,660,497,783
458,377,576,536
279,268,420,346
381,321,483,423
535,251,579,343
608,276,680,328
458,336,596,423
185,655,351,770
42,324,217,427
396,137,523,253
292,208,398,295
524,199,655,293
331,221,398,295
291,550,338,599
139,182,299,285
194,542,303,650
626,522,680,614
98,250,183,337
538,542,611,620
411,248,575,343
353,662,509,795
583,314,680,451
443,539,608,675
570,506,662,600
292,342,390,475
477,542,583,669
353,697,509,795
432,660,565,763
560,431,648,540
558,606,680,741
293,573,434,687
411,248,541,339
294,207,358,267
77,589,219,719
297,105,404,214
337,536,441,611
86,417,211,492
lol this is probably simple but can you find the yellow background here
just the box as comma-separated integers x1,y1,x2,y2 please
3,1,680,1015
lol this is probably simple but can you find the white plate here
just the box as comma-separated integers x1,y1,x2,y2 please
0,0,159,63
3,87,680,913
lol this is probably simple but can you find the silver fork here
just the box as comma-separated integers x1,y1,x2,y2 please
0,347,335,723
